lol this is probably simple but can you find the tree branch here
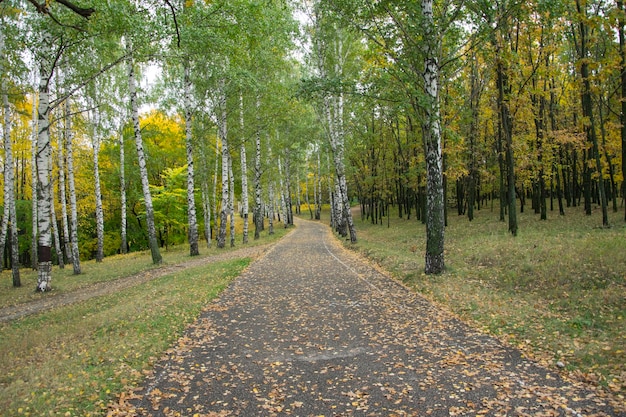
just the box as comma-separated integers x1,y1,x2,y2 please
50,53,129,110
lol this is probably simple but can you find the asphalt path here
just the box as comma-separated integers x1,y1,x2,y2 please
122,219,624,417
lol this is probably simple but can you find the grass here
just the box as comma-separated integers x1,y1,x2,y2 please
340,203,626,397
0,225,285,309
0,224,289,416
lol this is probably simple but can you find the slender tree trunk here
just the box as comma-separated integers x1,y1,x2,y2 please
284,151,294,226
50,177,63,268
576,0,608,226
119,128,128,254
127,49,162,264
266,135,275,235
228,147,235,248
184,63,199,256
2,69,20,285
212,133,219,244
239,94,249,243
217,84,229,249
254,96,263,239
35,53,54,292
66,98,81,274
617,0,626,221
278,156,288,228
59,98,71,264
316,147,322,220
30,91,38,269
92,108,104,262
201,176,211,247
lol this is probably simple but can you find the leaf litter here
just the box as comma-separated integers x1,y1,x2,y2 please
109,220,626,416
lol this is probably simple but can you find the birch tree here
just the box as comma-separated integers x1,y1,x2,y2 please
184,62,200,256
89,94,104,262
119,118,128,254
421,0,445,274
127,47,162,264
217,82,229,249
1,24,20,285
239,94,249,244
34,32,55,291
65,94,81,274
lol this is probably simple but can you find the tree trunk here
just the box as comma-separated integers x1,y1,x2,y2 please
278,155,288,228
254,96,263,239
228,145,235,248
212,133,219,244
217,84,229,249
2,67,20,286
422,0,445,273
201,176,211,247
91,106,104,262
50,177,64,268
35,52,53,292
30,91,38,269
239,94,249,243
119,127,128,254
65,97,81,274
127,49,162,264
59,97,72,265
618,0,626,221
576,0,608,226
184,63,199,256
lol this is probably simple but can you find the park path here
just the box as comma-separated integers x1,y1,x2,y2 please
0,245,272,323
114,219,624,416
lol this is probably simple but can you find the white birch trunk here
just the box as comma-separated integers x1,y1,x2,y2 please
217,83,229,248
201,174,211,247
253,97,263,239
35,53,53,291
127,48,162,264
0,25,8,273
422,0,445,274
59,98,72,264
184,63,199,256
119,128,128,254
212,133,219,245
267,136,274,235
228,151,235,247
30,90,38,269
50,176,64,268
239,94,249,244
305,155,312,219
91,107,104,262
326,153,335,230
65,98,81,274
2,65,21,285
277,156,287,228
315,146,321,220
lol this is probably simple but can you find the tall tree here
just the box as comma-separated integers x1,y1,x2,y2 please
421,0,445,273
127,46,162,264
183,61,200,256
1,21,20,285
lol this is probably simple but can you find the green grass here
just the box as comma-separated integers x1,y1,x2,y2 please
341,204,626,396
0,259,247,416
0,225,289,416
0,227,285,309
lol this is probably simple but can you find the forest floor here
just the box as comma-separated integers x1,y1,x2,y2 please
110,218,625,416
0,244,272,323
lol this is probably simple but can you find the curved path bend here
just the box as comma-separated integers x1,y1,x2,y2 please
118,219,624,416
